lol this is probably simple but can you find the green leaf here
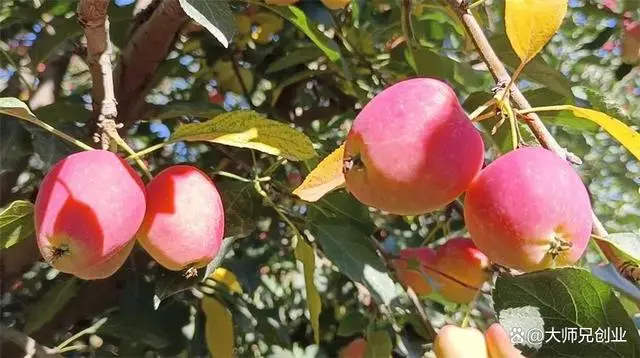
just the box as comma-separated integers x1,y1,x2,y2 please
218,181,259,238
593,233,640,266
0,97,38,121
0,97,84,168
0,115,32,172
523,88,599,132
337,311,369,337
307,191,373,233
494,268,640,357
271,69,335,106
293,236,322,344
409,47,454,80
490,35,573,97
0,200,34,250
262,5,340,62
169,110,317,161
313,225,398,305
178,0,236,48
365,330,393,358
265,47,323,74
25,277,79,334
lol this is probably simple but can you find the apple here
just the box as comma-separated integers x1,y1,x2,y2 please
434,325,488,358
34,150,146,278
321,0,351,10
136,165,225,271
464,147,592,272
393,247,436,296
431,238,491,304
343,78,484,215
339,338,366,358
73,240,135,280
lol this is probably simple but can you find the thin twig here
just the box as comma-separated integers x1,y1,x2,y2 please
370,236,438,341
0,325,64,358
230,56,253,109
54,317,107,352
1,47,35,92
443,0,629,279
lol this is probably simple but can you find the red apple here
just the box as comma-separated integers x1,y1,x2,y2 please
393,247,436,296
136,165,225,271
208,90,224,105
464,147,592,272
339,338,366,358
343,78,484,215
431,238,491,304
74,240,135,280
34,150,146,278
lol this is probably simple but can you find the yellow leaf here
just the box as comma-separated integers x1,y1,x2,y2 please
561,106,640,161
505,0,568,63
170,110,317,161
293,236,322,344
292,144,346,202
202,297,235,358
209,267,243,294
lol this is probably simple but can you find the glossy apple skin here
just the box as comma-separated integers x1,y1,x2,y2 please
434,325,488,358
343,78,484,215
485,323,525,358
137,165,224,271
431,238,490,304
339,338,366,358
34,150,146,277
393,247,436,296
74,240,135,280
321,0,350,10
464,147,592,272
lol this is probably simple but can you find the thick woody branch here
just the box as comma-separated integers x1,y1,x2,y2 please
0,325,64,358
444,0,629,277
115,0,188,127
77,0,119,150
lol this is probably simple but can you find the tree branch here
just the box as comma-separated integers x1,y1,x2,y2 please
77,0,119,150
0,325,64,358
115,0,188,128
443,0,629,278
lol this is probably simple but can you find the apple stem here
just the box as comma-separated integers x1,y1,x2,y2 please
548,233,573,259
342,154,363,173
460,286,484,328
46,244,70,264
184,267,199,279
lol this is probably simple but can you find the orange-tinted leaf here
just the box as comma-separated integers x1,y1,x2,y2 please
293,144,345,202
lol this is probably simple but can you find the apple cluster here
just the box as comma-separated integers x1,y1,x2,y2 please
343,78,593,276
342,77,594,356
33,151,225,279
